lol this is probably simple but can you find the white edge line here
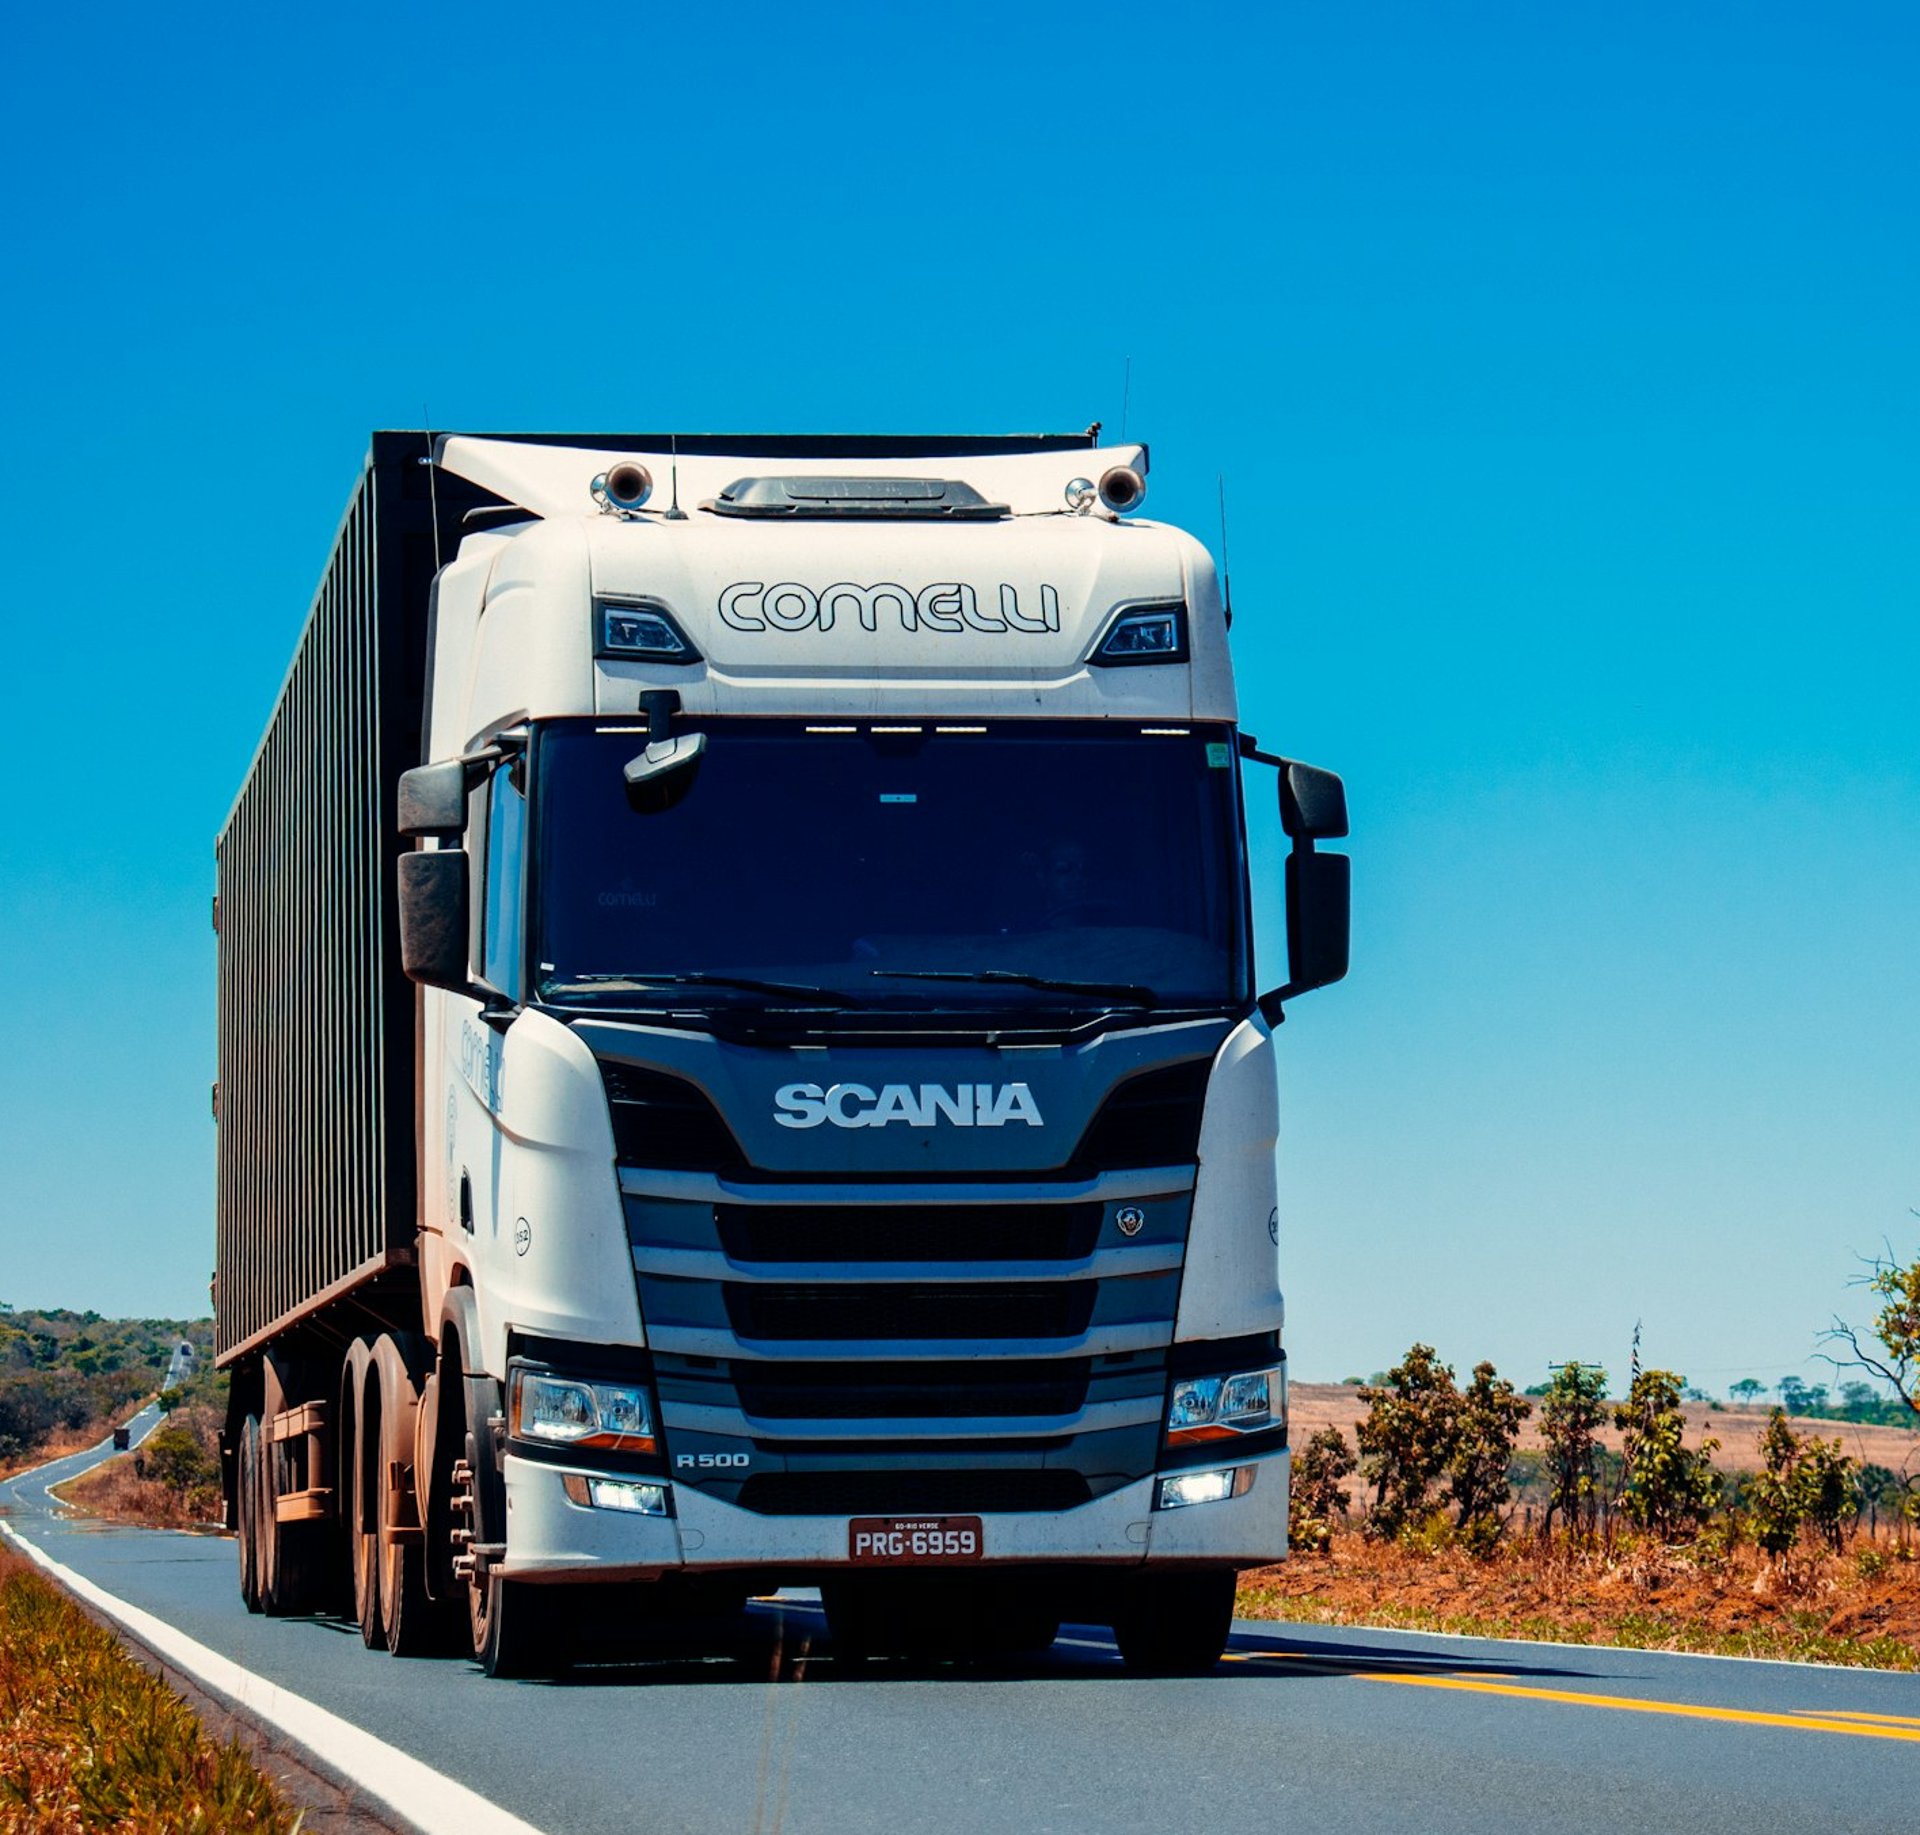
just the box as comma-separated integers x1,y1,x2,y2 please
0,1518,547,1835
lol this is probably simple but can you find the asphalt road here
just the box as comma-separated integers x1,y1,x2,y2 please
2,1425,1913,1835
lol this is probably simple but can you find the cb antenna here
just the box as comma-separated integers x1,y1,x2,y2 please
1217,475,1233,628
664,432,687,520
422,404,442,572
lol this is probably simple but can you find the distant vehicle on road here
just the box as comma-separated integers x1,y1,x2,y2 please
112,1426,131,1452
213,431,1350,1676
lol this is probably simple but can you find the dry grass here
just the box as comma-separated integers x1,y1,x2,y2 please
1239,1527,1920,1670
0,1430,104,1486
53,1464,221,1535
51,1404,224,1534
0,1544,298,1832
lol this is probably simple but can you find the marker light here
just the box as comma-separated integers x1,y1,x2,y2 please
595,599,701,664
510,1369,657,1454
561,1473,672,1515
1091,603,1188,666
1166,1362,1286,1445
1155,1465,1257,1510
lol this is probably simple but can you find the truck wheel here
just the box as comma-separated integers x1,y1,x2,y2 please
345,1344,386,1650
474,1573,568,1679
374,1338,441,1656
1112,1569,1237,1676
237,1414,264,1613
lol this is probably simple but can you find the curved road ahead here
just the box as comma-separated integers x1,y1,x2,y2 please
2,1424,1912,1835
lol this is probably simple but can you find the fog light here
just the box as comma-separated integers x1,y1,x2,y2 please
561,1472,671,1515
1155,1465,1257,1510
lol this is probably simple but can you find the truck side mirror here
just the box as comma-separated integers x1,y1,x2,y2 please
1245,746,1351,1021
1283,849,1350,998
1279,761,1348,841
398,850,470,989
398,761,468,838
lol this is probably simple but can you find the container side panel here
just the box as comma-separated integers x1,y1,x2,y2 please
214,440,447,1358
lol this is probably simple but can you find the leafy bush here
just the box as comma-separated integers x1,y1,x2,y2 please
1449,1362,1530,1553
1616,1368,1720,1542
1357,1345,1461,1540
1290,1427,1358,1553
1538,1362,1609,1541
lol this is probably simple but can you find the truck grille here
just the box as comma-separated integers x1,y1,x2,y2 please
725,1283,1096,1344
732,1358,1092,1420
603,1066,745,1173
716,1202,1102,1264
735,1471,1092,1516
1070,1060,1209,1172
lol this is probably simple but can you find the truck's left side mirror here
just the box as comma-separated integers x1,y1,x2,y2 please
1279,761,1348,842
1281,848,1350,1000
398,850,470,989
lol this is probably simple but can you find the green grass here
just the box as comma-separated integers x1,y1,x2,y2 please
0,1545,300,1831
1236,1583,1920,1671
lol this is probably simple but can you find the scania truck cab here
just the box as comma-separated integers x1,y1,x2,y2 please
216,431,1348,1678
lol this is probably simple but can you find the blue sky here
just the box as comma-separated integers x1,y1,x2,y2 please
2,3,1914,1394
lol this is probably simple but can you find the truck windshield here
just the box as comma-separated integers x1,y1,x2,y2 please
531,719,1248,1016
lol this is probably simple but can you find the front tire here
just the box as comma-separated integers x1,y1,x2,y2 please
1112,1569,1237,1676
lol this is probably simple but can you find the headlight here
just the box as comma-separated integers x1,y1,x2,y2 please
595,598,702,664
1166,1361,1286,1444
510,1370,657,1454
1090,602,1188,666
1156,1465,1257,1510
560,1473,671,1515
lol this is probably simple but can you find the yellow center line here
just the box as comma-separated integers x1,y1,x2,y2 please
1360,1673,1920,1744
1793,1708,1920,1729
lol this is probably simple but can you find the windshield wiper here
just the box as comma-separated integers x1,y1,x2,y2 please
871,969,1157,1004
547,972,859,1007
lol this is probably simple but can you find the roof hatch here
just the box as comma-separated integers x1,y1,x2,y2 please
705,476,1009,521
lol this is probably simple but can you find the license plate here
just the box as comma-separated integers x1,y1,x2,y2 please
848,1515,984,1565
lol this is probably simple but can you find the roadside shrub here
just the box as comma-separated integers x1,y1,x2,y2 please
141,1424,218,1494
1357,1345,1460,1540
1448,1361,1530,1554
1290,1427,1358,1554
1538,1361,1609,1542
1615,1368,1720,1543
1747,1408,1849,1557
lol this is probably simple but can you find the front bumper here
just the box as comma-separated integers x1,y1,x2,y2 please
498,1446,1290,1581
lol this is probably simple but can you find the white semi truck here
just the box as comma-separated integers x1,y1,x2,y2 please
214,429,1348,1676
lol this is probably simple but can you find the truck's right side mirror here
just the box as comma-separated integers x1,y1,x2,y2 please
397,760,468,838
398,850,470,990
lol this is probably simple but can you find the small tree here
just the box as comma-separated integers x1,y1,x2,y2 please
1747,1410,1810,1556
1538,1362,1609,1543
1822,1239,1920,1421
1615,1368,1720,1542
1290,1427,1358,1554
1356,1344,1460,1540
1798,1436,1858,1552
1448,1362,1530,1554
1729,1378,1764,1405
141,1424,218,1494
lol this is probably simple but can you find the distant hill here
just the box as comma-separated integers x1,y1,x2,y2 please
0,1307,213,1461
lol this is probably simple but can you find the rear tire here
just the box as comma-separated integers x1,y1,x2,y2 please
236,1414,264,1613
375,1338,442,1656
346,1345,386,1650
1112,1569,1236,1676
